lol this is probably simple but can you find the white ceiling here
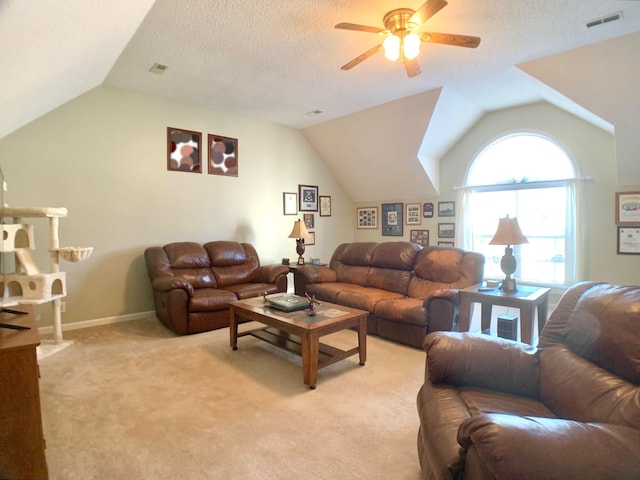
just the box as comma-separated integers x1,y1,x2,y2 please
2,0,640,200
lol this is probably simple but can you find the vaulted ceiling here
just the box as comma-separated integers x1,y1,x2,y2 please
2,0,639,201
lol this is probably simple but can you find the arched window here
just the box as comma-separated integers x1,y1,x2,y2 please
459,133,580,287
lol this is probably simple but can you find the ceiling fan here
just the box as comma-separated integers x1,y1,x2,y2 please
335,0,480,78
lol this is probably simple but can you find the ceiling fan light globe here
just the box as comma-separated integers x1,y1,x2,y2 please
383,34,400,61
403,33,421,60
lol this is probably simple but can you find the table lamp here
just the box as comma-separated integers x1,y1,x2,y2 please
288,219,309,265
488,215,528,292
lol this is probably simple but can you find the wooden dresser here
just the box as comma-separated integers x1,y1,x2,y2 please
0,306,48,480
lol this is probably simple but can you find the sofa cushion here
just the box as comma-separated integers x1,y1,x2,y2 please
189,288,238,312
373,297,426,326
205,241,260,287
335,286,403,312
163,242,216,288
306,282,362,303
330,242,376,285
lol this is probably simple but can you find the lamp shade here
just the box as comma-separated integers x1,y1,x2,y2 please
288,219,309,239
488,216,528,246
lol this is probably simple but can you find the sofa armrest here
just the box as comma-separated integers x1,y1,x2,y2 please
297,265,338,283
151,276,195,296
425,332,539,398
458,414,640,480
252,264,290,284
425,288,460,332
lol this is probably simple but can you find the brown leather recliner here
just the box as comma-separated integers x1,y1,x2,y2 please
417,281,640,480
144,241,289,334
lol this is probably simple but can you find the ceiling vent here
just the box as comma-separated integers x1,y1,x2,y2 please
149,63,169,74
586,11,623,28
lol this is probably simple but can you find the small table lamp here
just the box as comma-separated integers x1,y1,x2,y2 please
288,219,309,265
488,216,528,292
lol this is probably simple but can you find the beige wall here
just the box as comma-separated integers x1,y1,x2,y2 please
0,86,354,327
356,102,640,286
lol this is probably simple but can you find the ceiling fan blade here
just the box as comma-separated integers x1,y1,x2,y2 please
410,0,448,26
404,57,422,78
421,32,481,48
335,22,385,34
340,44,382,70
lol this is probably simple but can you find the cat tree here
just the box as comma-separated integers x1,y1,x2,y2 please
1,206,92,351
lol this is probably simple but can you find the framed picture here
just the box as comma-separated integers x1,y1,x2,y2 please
306,231,316,246
357,207,378,229
438,241,455,247
382,203,404,236
615,191,640,225
208,134,238,176
406,203,421,225
410,229,429,246
283,192,297,215
303,213,315,229
320,196,332,217
438,201,455,217
299,184,318,212
617,226,640,254
167,127,201,173
438,223,455,238
423,203,434,218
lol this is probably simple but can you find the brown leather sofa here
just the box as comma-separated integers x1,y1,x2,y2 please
296,242,484,348
144,241,289,334
416,281,640,480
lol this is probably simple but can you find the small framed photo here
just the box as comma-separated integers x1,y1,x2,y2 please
438,241,455,247
283,192,297,215
357,207,378,229
306,231,316,246
320,195,332,217
438,201,455,217
406,203,421,225
410,229,429,246
382,203,404,236
299,184,318,212
423,203,434,218
303,213,315,229
615,191,640,225
438,223,455,238
617,226,640,254
167,127,201,173
208,134,238,176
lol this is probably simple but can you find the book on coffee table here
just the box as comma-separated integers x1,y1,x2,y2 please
267,294,310,312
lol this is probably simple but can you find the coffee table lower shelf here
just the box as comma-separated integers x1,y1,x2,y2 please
242,327,363,371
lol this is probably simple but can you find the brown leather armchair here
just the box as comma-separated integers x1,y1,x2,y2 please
145,241,289,334
417,281,640,480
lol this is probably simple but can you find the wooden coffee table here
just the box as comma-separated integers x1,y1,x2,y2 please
229,296,367,389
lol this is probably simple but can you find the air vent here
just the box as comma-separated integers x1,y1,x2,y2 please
586,11,623,28
149,63,169,74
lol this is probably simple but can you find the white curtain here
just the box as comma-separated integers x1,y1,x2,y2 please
565,178,586,283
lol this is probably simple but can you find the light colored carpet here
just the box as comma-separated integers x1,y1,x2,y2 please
38,317,426,480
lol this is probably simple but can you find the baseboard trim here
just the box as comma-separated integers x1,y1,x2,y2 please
38,311,157,335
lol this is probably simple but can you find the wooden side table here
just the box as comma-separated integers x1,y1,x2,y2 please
458,285,551,345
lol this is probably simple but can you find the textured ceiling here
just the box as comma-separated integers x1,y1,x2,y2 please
2,0,640,201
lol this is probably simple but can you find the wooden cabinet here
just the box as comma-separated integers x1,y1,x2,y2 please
0,306,48,480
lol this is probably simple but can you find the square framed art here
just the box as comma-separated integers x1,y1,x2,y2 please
382,203,403,236
357,207,378,229
615,191,640,225
438,201,455,217
208,134,238,176
167,127,201,173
